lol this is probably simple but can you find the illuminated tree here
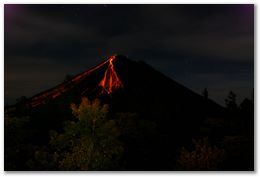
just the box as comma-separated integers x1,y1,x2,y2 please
48,97,123,170
176,138,225,170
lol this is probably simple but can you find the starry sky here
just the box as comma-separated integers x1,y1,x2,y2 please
4,4,254,105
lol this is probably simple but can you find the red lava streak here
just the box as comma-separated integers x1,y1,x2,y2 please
29,55,123,107
99,55,123,94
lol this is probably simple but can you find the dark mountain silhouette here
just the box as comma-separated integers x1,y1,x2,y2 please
25,54,223,113
7,54,226,170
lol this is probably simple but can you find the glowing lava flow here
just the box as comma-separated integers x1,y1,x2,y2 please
99,55,123,94
28,55,122,107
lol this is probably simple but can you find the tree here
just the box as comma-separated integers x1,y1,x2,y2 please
15,96,29,115
251,89,254,103
202,88,208,99
225,91,237,111
16,96,27,104
47,97,123,170
239,98,254,135
63,74,73,82
176,138,225,170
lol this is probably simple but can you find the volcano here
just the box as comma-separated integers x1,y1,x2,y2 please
25,54,223,117
11,54,225,136
9,54,226,170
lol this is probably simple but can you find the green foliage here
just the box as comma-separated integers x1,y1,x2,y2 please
45,97,123,170
176,138,225,170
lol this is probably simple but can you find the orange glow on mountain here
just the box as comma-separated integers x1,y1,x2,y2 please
99,55,123,94
28,55,123,107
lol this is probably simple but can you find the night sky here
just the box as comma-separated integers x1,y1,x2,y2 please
4,4,254,105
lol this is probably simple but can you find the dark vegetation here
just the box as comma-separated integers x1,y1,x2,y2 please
4,56,254,171
4,91,254,171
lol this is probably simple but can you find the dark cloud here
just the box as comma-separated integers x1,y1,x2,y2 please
4,4,254,105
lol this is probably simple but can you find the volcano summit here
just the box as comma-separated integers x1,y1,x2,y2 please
29,54,125,107
99,55,124,94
